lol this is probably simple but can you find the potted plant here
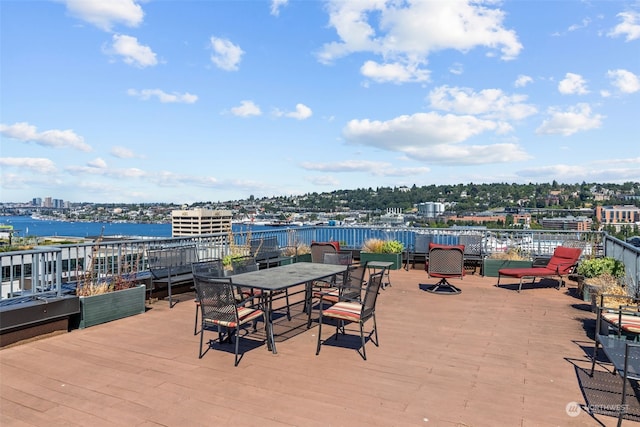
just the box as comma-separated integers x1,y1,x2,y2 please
75,237,146,329
282,242,311,263
576,256,627,305
359,238,404,270
483,248,532,277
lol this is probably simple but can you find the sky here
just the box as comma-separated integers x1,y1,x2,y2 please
1,0,639,205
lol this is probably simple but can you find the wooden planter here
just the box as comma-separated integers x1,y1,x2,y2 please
78,285,146,329
359,252,403,270
482,259,532,277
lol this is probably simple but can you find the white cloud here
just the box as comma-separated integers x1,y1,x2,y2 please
111,146,137,159
270,0,288,17
127,88,198,103
107,34,158,68
360,60,430,83
608,11,640,41
274,103,313,120
230,100,262,117
64,0,144,32
341,112,530,165
300,160,430,177
209,37,244,71
536,103,603,136
449,63,463,75
87,158,108,169
428,85,537,121
317,1,522,83
301,160,391,173
558,73,589,95
568,18,591,33
307,175,340,186
0,122,92,152
607,69,640,94
514,75,533,88
0,157,57,174
518,158,640,182
66,163,146,178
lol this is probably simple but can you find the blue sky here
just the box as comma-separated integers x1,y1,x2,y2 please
1,0,639,205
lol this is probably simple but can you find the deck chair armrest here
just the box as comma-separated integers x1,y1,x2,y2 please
553,261,578,274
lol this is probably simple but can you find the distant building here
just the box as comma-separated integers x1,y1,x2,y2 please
595,205,640,231
540,216,592,231
171,208,232,237
444,212,531,227
379,208,405,225
417,202,445,218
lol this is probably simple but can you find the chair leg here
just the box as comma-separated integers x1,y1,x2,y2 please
359,322,367,360
371,314,379,347
194,302,200,335
316,309,323,355
234,326,241,366
591,338,599,376
198,328,205,359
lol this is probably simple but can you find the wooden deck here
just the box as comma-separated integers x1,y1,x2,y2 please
1,268,639,426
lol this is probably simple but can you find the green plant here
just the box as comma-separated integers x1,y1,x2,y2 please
361,238,404,253
577,256,625,279
381,240,404,254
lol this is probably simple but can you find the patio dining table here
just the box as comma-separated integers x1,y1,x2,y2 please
231,262,348,354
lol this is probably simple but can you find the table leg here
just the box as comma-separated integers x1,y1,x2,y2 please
265,292,277,354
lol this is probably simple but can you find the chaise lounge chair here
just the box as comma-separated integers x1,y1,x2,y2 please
497,246,582,292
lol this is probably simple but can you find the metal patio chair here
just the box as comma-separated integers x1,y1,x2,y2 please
191,259,224,335
423,243,465,295
316,270,385,360
192,275,264,366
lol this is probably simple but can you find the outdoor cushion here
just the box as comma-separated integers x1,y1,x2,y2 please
602,312,640,334
322,301,362,322
205,306,263,328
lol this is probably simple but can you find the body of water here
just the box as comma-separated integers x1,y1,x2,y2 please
0,216,284,239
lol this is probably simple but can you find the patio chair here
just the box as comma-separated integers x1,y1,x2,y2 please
192,275,264,366
590,301,640,426
310,241,339,263
312,251,359,302
496,246,582,292
191,259,224,335
422,243,465,295
316,270,385,360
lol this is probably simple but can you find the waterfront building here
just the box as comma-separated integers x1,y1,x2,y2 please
171,208,232,237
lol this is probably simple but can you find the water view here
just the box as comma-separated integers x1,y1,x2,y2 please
0,216,280,239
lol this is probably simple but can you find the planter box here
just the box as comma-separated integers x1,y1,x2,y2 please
295,253,312,263
483,259,532,277
78,285,146,329
359,252,403,270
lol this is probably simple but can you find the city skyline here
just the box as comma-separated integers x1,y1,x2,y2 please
1,1,639,205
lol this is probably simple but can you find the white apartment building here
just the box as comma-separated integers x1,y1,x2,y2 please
171,208,232,237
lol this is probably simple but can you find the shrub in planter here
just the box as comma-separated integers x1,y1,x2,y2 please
577,257,627,306
577,257,625,279
360,238,404,269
